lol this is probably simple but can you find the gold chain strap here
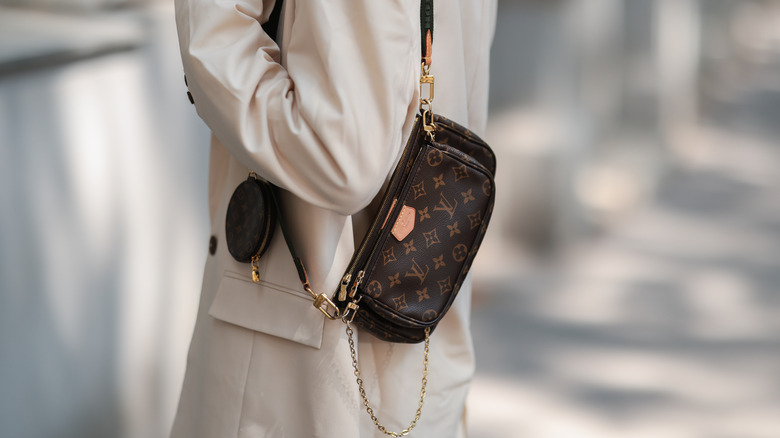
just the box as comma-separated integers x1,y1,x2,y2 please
346,323,431,437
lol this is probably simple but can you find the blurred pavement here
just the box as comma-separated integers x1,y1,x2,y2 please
467,92,780,438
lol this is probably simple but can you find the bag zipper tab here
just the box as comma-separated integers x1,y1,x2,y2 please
251,255,261,283
338,273,352,301
348,270,365,298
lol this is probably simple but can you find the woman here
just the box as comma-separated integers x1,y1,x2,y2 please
171,0,496,436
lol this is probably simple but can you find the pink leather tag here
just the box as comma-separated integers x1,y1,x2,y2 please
392,205,415,241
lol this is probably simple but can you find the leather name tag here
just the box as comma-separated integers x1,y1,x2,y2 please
391,205,415,241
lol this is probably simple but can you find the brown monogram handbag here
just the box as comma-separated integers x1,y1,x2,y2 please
259,0,496,344
273,109,496,339
331,113,495,342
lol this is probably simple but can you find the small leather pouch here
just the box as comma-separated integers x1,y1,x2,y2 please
225,173,276,281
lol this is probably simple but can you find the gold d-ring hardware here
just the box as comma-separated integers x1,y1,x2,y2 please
422,109,434,132
305,284,341,320
419,62,435,138
341,297,361,324
419,75,434,105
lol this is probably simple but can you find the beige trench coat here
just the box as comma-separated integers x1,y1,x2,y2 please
171,0,496,436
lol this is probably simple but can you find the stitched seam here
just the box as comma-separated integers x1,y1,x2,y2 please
391,205,407,238
223,270,314,301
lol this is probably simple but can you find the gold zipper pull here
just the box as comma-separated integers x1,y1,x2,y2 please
251,255,261,283
349,270,365,298
338,273,352,301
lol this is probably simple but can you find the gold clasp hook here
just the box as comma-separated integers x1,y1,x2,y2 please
305,284,341,320
341,296,362,324
419,62,435,139
422,109,434,133
420,70,434,105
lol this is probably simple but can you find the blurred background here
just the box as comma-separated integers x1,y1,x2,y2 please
1,0,779,437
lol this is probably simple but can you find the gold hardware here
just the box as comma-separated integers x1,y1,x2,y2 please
422,109,434,131
339,273,352,301
421,61,431,77
422,109,435,141
419,74,434,104
342,298,361,324
251,255,261,283
348,270,365,298
419,62,435,139
305,284,341,320
346,323,431,437
248,171,258,179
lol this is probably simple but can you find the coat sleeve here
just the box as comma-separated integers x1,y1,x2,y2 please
176,0,418,215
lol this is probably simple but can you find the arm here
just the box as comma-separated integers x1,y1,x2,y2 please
176,0,418,215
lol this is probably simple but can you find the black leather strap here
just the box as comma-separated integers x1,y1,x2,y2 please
420,0,434,65
261,0,284,42
263,0,433,65
258,2,314,290
268,186,312,288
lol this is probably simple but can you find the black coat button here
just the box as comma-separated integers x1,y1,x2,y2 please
209,235,217,255
187,91,194,104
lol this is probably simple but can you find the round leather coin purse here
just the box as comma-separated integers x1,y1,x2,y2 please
225,172,277,282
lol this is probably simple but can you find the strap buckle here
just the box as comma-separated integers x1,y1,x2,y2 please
305,284,341,320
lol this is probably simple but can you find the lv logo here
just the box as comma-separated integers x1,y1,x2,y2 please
433,192,458,220
404,258,430,286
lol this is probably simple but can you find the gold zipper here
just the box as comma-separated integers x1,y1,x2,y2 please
335,118,423,292
338,273,352,301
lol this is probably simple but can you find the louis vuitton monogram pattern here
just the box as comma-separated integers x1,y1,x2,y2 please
357,141,494,335
225,177,276,263
343,114,496,343
382,247,397,265
434,114,496,176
